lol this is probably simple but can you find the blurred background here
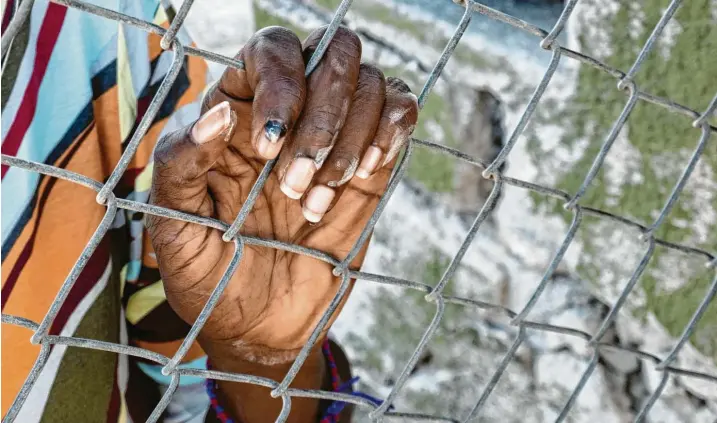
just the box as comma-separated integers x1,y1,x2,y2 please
178,0,717,421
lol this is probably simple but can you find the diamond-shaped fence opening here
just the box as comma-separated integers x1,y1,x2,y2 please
2,0,717,422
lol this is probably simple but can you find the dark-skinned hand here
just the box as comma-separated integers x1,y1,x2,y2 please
147,25,417,422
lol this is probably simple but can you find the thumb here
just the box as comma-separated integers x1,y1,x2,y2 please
151,101,236,216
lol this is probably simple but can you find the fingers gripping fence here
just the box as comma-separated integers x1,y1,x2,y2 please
2,0,717,421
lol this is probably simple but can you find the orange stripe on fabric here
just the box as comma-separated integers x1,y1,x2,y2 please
1,129,110,417
132,338,206,363
147,33,166,64
2,52,210,414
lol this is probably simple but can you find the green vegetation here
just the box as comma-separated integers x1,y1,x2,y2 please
351,1,497,71
253,2,309,39
407,146,456,192
344,249,468,375
343,248,511,418
408,92,457,192
354,1,431,41
315,0,498,73
530,0,717,359
314,0,343,10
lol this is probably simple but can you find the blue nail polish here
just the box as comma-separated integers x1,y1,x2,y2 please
264,120,287,143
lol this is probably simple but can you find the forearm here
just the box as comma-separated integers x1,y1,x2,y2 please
205,341,327,423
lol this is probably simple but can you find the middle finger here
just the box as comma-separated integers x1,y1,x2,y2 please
276,26,362,199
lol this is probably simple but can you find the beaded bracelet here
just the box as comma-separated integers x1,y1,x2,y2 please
205,361,235,423
206,339,387,423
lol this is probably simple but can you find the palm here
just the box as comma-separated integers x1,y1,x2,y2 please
157,128,387,352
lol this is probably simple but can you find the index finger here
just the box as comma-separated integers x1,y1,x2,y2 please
204,26,307,160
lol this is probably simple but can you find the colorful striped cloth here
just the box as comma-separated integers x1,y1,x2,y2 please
1,0,253,421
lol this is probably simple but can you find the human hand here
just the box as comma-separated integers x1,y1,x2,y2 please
147,26,418,365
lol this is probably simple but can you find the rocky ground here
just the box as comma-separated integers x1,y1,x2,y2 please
181,0,717,421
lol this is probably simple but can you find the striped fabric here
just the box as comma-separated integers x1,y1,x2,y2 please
1,0,253,421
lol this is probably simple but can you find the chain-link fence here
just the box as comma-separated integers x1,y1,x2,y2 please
2,0,716,422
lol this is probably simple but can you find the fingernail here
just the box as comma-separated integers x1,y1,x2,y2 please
265,120,287,142
192,101,234,144
257,120,287,159
280,157,316,199
302,185,335,223
355,146,383,179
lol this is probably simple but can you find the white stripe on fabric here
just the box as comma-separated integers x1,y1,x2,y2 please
0,0,51,139
118,0,151,99
118,308,130,423
13,260,112,423
117,23,138,142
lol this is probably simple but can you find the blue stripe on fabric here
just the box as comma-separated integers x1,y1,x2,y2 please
1,57,117,260
120,56,190,151
137,356,208,386
1,104,94,260
89,33,119,77
1,0,155,246
2,58,190,260
126,259,141,281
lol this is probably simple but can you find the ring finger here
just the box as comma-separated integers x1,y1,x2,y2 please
301,63,387,222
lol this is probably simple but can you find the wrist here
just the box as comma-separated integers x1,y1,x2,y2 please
203,337,305,366
205,340,326,423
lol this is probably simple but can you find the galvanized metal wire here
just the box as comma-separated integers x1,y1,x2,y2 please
2,0,716,422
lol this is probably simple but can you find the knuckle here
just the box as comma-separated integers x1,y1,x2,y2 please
301,104,343,137
253,26,301,48
357,63,386,96
312,103,343,122
359,63,384,81
386,76,412,94
248,27,303,64
273,73,306,98
153,134,176,168
304,27,361,71
152,127,202,181
326,26,361,59
333,26,361,51
385,92,419,128
332,155,354,171
305,25,329,45
323,153,359,187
